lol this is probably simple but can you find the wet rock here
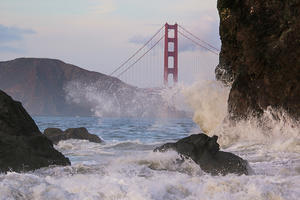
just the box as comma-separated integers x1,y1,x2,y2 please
154,133,249,175
216,0,300,120
44,127,103,144
0,90,70,173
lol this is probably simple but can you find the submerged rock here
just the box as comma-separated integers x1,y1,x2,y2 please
154,133,249,175
0,90,70,173
216,0,300,120
44,127,103,144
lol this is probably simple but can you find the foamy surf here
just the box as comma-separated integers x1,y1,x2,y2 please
0,146,299,200
212,109,300,153
1,100,298,200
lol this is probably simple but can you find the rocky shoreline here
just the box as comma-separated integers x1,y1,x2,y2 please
0,90,70,173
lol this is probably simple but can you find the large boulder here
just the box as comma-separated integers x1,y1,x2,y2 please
0,90,70,173
154,134,249,175
216,0,300,120
44,127,103,144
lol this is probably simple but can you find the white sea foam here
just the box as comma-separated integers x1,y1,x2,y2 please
181,80,230,133
1,132,300,200
208,108,300,156
55,139,110,156
1,149,299,200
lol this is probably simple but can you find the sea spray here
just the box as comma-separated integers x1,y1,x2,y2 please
181,80,230,133
158,84,193,115
176,79,299,153
212,108,300,152
64,80,122,117
64,80,189,118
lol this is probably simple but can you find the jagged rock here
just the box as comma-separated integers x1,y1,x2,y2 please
0,90,70,173
154,133,249,175
44,127,103,144
216,0,300,120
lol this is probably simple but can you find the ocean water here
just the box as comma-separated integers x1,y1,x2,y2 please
0,116,299,200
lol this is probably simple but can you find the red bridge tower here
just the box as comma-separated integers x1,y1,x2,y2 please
164,23,178,86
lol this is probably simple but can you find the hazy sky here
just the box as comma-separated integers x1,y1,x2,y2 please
0,0,220,86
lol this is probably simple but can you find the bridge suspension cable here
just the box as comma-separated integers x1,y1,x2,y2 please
116,34,164,77
178,29,219,55
110,25,165,76
178,24,220,52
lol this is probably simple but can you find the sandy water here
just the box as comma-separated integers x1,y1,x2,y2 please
0,116,299,200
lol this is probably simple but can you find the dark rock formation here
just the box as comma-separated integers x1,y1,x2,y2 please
216,0,300,119
44,127,103,144
0,58,187,118
0,90,70,173
154,134,249,175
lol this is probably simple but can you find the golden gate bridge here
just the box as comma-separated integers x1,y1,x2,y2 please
110,23,219,88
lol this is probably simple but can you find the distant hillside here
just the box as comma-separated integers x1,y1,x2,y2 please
0,58,186,117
